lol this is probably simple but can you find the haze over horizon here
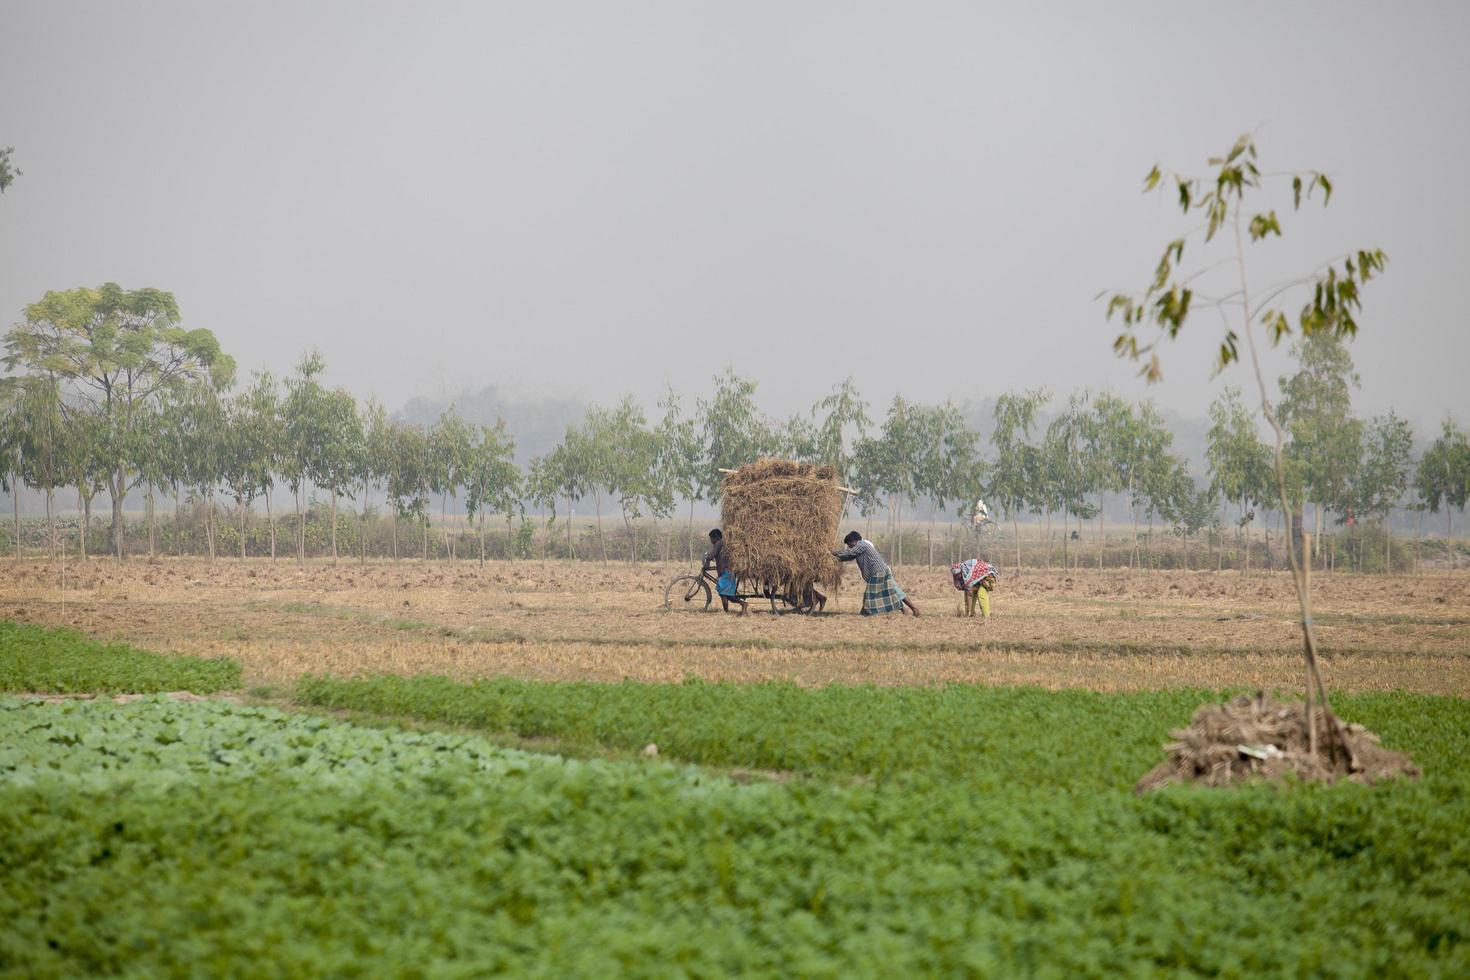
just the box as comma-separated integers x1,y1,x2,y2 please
3,1,1467,428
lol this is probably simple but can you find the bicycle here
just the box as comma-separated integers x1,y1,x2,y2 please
663,568,716,611
661,568,798,614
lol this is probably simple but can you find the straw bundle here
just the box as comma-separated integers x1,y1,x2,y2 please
720,459,846,596
1135,692,1419,792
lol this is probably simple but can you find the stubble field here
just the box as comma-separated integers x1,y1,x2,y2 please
4,557,1466,695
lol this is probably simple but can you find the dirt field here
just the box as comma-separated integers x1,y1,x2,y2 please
4,558,1467,694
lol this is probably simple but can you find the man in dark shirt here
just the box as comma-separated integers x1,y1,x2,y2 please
702,529,748,615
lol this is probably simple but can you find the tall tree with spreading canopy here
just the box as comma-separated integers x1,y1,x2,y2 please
1415,419,1469,545
599,395,670,563
1106,133,1388,764
543,425,592,560
3,284,234,556
464,421,519,567
1206,386,1273,572
357,399,391,563
1355,410,1414,570
281,352,327,562
0,381,24,559
241,371,283,561
179,380,227,561
656,385,704,561
56,408,110,560
699,368,774,503
1278,332,1362,566
989,388,1048,573
811,377,870,485
15,377,63,558
313,388,362,564
913,401,977,566
428,408,472,561
1089,391,1133,569
1043,392,1096,571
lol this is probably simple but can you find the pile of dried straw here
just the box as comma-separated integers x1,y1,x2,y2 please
721,459,846,597
1135,692,1419,793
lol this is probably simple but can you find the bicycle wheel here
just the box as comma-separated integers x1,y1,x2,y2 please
663,574,712,611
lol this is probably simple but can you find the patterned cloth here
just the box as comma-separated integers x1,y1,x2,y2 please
717,571,739,598
861,570,907,616
951,559,997,592
832,539,889,582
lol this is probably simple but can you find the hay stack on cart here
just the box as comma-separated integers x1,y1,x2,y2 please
720,459,848,598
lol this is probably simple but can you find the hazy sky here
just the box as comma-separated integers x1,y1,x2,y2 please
3,1,1467,426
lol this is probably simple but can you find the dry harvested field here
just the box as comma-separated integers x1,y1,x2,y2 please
3,558,1467,694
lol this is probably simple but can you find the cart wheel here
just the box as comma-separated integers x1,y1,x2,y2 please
663,574,712,611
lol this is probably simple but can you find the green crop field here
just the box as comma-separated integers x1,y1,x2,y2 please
0,620,242,694
3,643,1468,975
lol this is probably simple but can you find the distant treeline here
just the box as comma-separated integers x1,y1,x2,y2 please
4,285,1469,572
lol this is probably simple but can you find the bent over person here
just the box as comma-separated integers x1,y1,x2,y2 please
702,529,747,615
832,531,920,617
951,558,997,621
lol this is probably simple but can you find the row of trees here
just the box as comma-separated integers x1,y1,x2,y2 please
3,286,1468,567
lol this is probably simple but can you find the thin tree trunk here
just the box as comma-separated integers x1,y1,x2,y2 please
1044,508,1053,569
330,487,338,564
566,496,574,560
479,508,486,567
46,488,54,560
112,463,125,559
14,475,21,561
1414,509,1421,576
77,490,87,561
686,497,695,563
422,517,428,561
174,487,182,558
594,491,607,563
146,482,156,562
296,487,304,562
887,499,899,567
205,491,216,561
1012,513,1021,576
266,487,276,562
1385,512,1391,573
239,496,248,560
1128,480,1138,570
1097,497,1104,570
1077,512,1084,573
441,493,449,560
392,510,398,562
1244,510,1252,576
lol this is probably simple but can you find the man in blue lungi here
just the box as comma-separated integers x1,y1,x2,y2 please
832,531,920,616
702,529,748,615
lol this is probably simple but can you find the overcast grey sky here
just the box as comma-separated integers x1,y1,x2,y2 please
3,1,1467,425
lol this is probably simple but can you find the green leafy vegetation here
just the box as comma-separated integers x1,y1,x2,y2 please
3,686,1467,974
0,621,241,694
293,673,1464,788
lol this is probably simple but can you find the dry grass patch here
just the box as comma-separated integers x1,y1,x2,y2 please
2,558,1466,693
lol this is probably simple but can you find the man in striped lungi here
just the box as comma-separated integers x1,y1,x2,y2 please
832,531,920,617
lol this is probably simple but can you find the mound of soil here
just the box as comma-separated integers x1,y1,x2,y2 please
1135,692,1420,793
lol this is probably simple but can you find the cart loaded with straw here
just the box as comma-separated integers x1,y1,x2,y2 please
662,459,854,614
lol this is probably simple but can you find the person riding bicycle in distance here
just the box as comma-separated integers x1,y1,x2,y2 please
702,529,748,615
